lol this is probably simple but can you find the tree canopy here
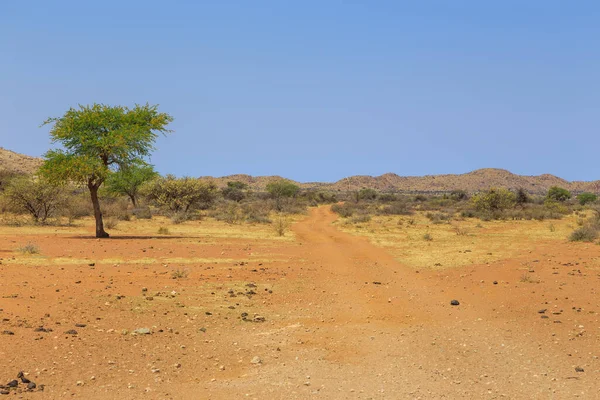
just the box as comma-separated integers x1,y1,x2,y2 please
40,103,173,237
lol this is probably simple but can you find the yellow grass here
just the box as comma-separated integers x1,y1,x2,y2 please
336,211,581,269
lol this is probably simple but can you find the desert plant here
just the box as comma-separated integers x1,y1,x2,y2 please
40,103,173,238
133,207,152,219
104,217,119,230
105,163,157,207
274,215,289,236
546,186,571,203
578,192,598,206
143,175,218,214
423,233,433,241
171,268,189,279
2,176,66,223
357,188,378,202
157,226,170,235
569,226,598,242
471,188,516,212
17,242,40,254
515,188,530,205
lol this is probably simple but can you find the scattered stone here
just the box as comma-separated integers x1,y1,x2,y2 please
75,323,87,328
493,281,498,285
199,327,207,333
34,326,52,333
6,380,18,388
2,331,14,335
450,300,460,306
538,309,547,314
0,390,8,395
142,287,148,292
575,366,584,372
65,329,78,335
133,328,151,335
372,281,382,285
27,382,36,390
88,263,95,267
250,356,262,365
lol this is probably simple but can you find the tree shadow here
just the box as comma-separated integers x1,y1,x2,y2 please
64,235,196,240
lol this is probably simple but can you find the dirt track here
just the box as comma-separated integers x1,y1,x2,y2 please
0,206,599,398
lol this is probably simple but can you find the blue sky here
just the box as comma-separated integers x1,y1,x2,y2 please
1,1,598,182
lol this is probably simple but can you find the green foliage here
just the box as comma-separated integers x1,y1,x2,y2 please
569,226,598,242
578,192,598,206
546,186,571,202
266,180,300,199
39,103,172,238
17,242,40,254
105,163,157,207
222,181,248,202
2,176,66,223
143,175,218,214
515,188,530,205
357,188,378,201
471,188,516,212
449,190,468,201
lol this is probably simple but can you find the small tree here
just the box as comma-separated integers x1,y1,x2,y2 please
546,186,571,203
449,190,468,201
471,188,516,212
515,188,530,205
143,175,218,214
357,188,378,201
266,179,300,210
40,104,173,238
105,162,157,207
2,176,65,223
578,192,597,206
222,181,248,202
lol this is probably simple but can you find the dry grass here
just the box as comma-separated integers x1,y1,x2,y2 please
336,211,578,269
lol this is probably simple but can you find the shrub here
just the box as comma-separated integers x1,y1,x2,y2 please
357,188,378,201
515,188,530,205
274,215,289,236
379,201,412,216
349,214,371,224
546,186,571,202
171,268,189,279
143,175,218,213
157,226,170,235
426,212,452,224
331,203,354,218
133,207,152,219
569,226,598,242
449,190,468,201
578,192,598,206
422,233,433,241
17,242,40,254
471,188,516,212
104,217,119,230
2,176,66,223
222,181,248,202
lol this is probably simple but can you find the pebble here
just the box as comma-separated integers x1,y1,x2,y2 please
450,300,460,306
251,356,262,365
133,328,151,335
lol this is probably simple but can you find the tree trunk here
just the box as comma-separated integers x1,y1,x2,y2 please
129,194,137,208
89,182,109,238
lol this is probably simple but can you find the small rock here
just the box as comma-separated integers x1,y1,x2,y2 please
493,281,498,285
133,328,151,335
6,380,18,388
2,330,14,335
65,329,78,335
0,390,8,395
538,309,547,314
27,382,36,390
250,356,262,365
76,380,84,386
75,323,87,328
575,366,584,373
450,300,460,306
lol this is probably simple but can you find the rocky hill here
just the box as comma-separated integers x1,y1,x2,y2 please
0,147,43,175
2,148,598,194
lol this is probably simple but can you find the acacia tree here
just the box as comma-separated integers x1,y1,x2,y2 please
105,162,157,207
40,104,173,238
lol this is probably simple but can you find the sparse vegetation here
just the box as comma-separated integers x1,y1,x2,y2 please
546,186,571,203
157,226,170,235
17,242,40,254
171,268,189,279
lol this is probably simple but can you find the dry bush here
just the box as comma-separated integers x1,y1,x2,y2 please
274,215,289,236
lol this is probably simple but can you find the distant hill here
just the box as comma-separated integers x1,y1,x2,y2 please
0,147,43,175
205,169,600,195
2,148,598,194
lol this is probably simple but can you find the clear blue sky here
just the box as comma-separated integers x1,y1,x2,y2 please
1,1,598,182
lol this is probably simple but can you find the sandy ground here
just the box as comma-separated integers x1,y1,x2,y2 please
0,206,599,399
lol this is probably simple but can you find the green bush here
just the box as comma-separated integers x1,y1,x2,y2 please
569,226,598,242
2,176,66,223
143,175,218,214
471,188,516,212
578,192,597,206
546,186,571,202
